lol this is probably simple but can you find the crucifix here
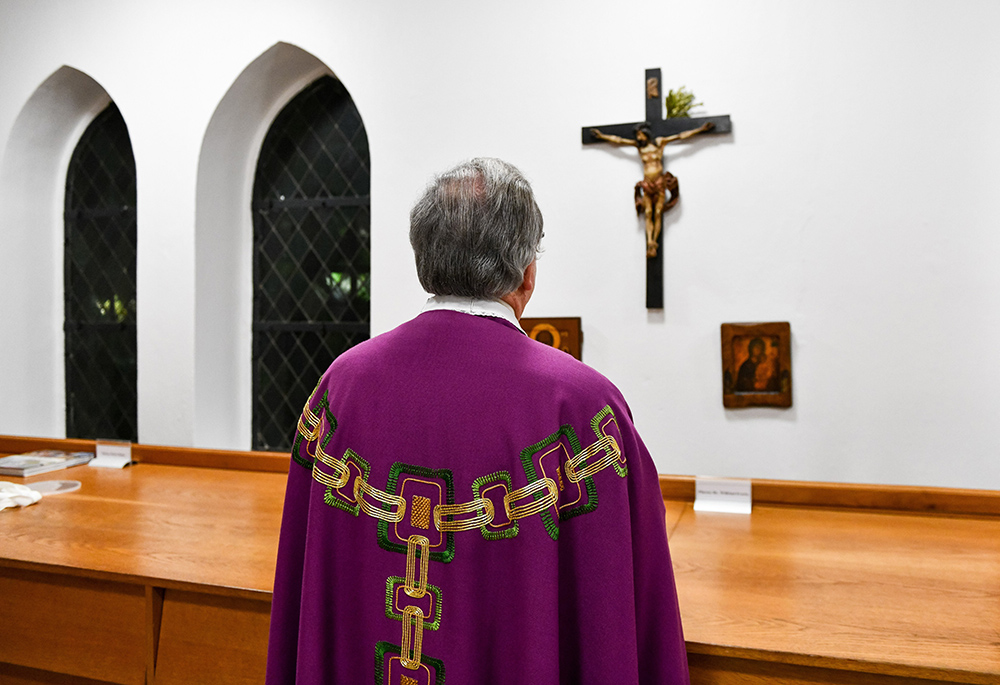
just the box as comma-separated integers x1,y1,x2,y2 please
582,68,731,309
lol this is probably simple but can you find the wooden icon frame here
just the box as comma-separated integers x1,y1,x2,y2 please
721,322,792,408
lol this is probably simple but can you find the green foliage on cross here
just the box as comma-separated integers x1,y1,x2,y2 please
665,87,703,119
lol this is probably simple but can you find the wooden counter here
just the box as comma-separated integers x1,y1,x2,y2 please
1,436,998,684
0,446,284,685
669,501,1000,685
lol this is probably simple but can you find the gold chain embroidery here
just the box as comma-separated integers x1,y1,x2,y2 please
504,477,559,520
410,495,432,530
355,476,407,522
311,443,350,489
297,396,628,681
297,389,323,442
401,535,430,671
564,434,621,483
434,498,495,532
404,535,430,599
399,604,426,670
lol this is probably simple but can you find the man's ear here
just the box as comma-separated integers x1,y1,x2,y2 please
501,260,537,319
522,260,536,295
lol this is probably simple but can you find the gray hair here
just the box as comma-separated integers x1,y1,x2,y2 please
409,157,543,299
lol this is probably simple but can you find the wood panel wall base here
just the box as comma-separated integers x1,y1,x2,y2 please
659,474,1000,517
688,644,996,685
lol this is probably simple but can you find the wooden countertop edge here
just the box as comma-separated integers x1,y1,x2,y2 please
0,557,273,603
132,443,289,472
685,642,998,684
5,434,998,515
660,474,1000,517
0,434,289,473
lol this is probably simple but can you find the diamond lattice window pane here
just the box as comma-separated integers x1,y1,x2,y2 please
251,76,371,451
64,102,138,442
253,328,368,451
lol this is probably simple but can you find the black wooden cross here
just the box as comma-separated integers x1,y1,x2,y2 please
582,68,731,309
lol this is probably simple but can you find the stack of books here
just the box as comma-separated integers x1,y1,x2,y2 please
0,450,95,477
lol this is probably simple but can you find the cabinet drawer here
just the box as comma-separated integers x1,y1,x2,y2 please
0,567,145,685
154,589,270,685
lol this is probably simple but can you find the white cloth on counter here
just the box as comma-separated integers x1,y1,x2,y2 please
0,481,43,510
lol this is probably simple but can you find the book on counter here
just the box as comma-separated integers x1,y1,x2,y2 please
0,450,95,477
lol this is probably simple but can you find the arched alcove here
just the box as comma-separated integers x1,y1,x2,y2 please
194,42,333,449
0,66,112,437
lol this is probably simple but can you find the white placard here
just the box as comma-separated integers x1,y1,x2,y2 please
89,440,133,469
693,477,752,514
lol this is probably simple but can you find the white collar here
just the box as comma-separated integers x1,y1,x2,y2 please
422,295,525,333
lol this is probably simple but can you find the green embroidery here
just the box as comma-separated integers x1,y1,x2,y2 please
291,379,323,469
322,448,370,516
291,386,338,469
470,471,519,540
291,426,311,469
558,475,600,525
519,425,598,541
374,641,445,685
377,462,456,563
384,576,442,630
591,405,627,477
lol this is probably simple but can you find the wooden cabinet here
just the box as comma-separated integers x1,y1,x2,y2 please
0,438,283,684
1,437,998,684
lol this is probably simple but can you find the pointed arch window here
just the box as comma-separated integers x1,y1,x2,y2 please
64,102,138,441
251,75,371,451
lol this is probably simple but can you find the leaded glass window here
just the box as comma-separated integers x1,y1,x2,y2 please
251,75,371,451
64,102,138,441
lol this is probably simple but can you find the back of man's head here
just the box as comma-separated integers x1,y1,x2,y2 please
409,158,543,300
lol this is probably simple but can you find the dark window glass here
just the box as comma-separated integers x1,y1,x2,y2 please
64,102,138,441
252,75,371,451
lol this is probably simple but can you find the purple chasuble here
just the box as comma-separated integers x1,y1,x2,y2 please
266,310,689,685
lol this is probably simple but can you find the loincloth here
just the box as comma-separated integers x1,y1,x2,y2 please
634,172,679,215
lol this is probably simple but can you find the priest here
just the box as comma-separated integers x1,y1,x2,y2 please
266,157,689,685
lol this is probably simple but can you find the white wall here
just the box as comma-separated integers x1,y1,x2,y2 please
0,0,998,490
